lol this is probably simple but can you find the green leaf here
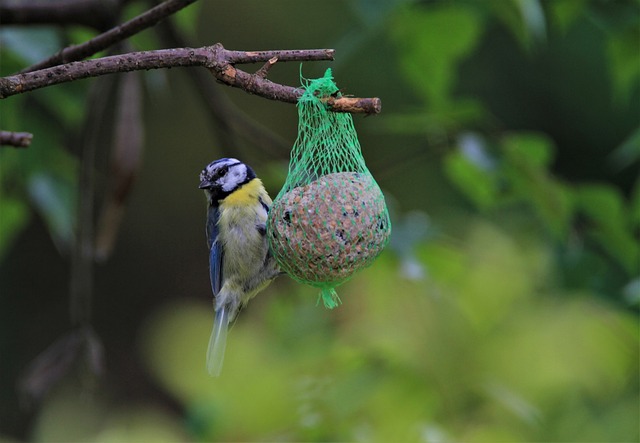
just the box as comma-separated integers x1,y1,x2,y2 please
548,0,587,32
517,0,547,42
444,149,498,210
631,180,640,228
529,178,573,237
0,85,79,253
609,126,640,170
419,241,466,285
501,134,573,236
507,170,573,237
502,133,554,168
574,184,639,274
28,173,76,253
622,278,640,306
575,185,628,232
607,25,640,103
487,0,547,49
0,195,30,261
389,4,484,107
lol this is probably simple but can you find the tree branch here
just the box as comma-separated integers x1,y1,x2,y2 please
223,49,335,64
0,44,382,114
19,0,199,73
0,130,33,148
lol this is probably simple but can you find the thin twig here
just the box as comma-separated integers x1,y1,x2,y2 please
224,49,335,64
70,75,114,327
254,57,278,79
95,69,144,262
19,0,199,73
0,130,33,148
1,44,382,114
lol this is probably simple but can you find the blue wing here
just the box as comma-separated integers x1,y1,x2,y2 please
205,204,227,376
206,205,223,296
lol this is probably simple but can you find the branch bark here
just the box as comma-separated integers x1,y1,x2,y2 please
19,0,199,73
0,44,382,114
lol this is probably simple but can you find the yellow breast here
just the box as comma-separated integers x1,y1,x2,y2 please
223,178,266,206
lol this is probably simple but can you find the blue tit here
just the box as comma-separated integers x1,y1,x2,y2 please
198,158,280,376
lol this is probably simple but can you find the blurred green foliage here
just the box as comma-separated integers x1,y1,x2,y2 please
1,0,638,442
20,221,638,442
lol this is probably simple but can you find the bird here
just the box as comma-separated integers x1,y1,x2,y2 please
198,158,280,376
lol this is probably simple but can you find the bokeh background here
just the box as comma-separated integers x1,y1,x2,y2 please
1,0,639,442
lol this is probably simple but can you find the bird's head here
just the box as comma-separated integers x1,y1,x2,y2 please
199,158,256,203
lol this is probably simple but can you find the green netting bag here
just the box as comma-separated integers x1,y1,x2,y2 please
267,69,391,308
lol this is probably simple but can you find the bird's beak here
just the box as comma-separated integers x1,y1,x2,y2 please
199,180,211,189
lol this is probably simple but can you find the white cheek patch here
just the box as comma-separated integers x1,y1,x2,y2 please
220,163,247,192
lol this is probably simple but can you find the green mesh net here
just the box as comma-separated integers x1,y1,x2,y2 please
267,69,391,308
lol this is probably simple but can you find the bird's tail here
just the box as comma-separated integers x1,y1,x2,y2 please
206,305,230,377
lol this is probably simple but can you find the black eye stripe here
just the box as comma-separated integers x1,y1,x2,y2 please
217,162,242,177
201,159,243,182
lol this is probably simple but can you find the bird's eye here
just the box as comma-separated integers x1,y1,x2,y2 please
218,167,228,177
